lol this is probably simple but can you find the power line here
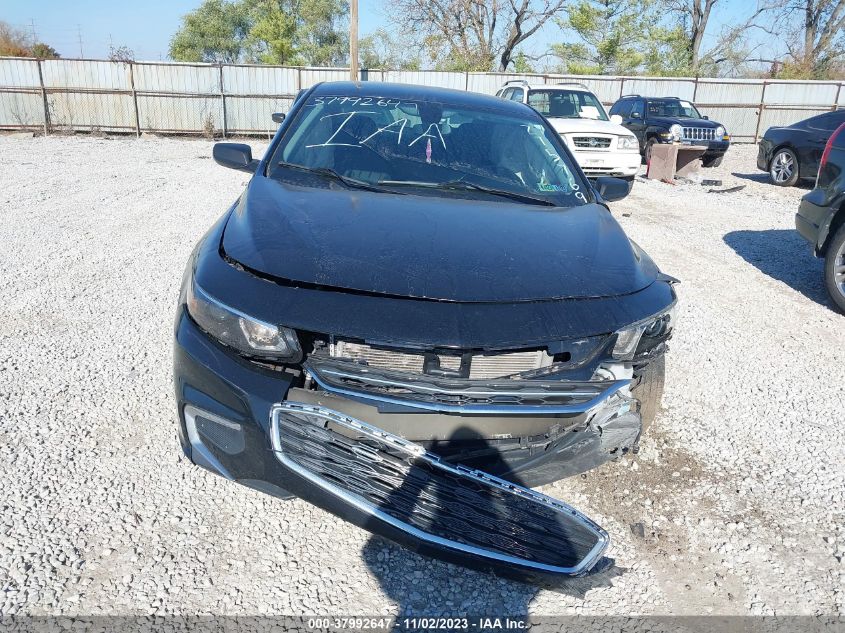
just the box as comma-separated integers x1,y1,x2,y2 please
77,24,84,58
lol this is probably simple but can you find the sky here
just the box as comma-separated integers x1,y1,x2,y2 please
1,0,777,66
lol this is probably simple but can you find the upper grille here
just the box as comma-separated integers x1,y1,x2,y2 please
331,341,552,379
682,127,715,141
572,136,612,149
271,402,608,576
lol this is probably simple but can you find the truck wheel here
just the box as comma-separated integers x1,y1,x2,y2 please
702,155,723,168
824,223,845,314
769,148,799,186
632,355,665,433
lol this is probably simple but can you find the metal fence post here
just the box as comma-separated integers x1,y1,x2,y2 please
129,62,141,137
835,83,842,111
36,59,50,136
219,64,227,139
693,76,699,102
753,81,768,143
619,77,625,99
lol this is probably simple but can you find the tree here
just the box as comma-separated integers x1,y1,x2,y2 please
0,21,32,57
774,0,845,77
170,0,253,63
359,29,421,69
29,42,60,59
387,0,567,72
108,45,135,62
170,0,348,65
552,0,657,75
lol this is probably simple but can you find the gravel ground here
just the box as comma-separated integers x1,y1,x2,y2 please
0,136,843,617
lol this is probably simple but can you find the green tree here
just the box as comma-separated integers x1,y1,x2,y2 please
30,42,60,59
170,0,348,65
552,0,656,75
170,0,252,62
359,29,420,69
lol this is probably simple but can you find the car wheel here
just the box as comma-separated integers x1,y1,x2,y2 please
769,148,799,186
702,155,723,168
632,355,665,433
824,223,845,313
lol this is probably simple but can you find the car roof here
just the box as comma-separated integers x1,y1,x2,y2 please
500,82,591,92
310,81,536,117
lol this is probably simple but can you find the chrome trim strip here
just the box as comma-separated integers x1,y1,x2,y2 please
269,402,609,576
307,364,631,415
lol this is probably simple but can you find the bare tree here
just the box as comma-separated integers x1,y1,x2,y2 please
388,0,566,71
777,0,845,75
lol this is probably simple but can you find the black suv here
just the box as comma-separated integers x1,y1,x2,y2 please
796,120,845,312
609,95,731,167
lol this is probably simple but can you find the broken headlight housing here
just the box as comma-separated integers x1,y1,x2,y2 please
186,278,302,362
612,304,677,361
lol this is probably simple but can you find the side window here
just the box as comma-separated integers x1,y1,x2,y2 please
614,100,632,118
500,88,513,100
510,88,525,102
631,99,644,118
609,101,621,116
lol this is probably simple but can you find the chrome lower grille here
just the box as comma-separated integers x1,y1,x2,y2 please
572,136,611,149
330,341,552,379
682,127,715,142
270,402,608,576
306,357,630,414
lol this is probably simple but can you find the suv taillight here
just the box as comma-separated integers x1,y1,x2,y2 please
819,121,845,173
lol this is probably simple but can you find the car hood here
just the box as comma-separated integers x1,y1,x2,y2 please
221,176,658,303
546,118,632,137
648,116,719,129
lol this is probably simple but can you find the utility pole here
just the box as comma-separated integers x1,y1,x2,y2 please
77,25,84,58
29,19,37,42
349,0,358,81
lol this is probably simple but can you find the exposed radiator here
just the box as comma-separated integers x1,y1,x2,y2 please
330,341,552,379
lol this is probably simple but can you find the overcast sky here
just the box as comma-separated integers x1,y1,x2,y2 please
2,0,776,67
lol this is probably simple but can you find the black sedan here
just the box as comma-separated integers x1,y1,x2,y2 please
173,82,677,582
758,109,845,186
795,120,845,311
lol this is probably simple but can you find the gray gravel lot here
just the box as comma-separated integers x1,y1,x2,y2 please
0,135,843,616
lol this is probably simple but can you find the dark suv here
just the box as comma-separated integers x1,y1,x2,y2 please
610,95,731,167
795,120,845,312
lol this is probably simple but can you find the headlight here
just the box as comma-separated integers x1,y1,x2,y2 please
186,277,302,362
669,124,683,140
612,304,677,361
715,125,725,138
618,135,639,150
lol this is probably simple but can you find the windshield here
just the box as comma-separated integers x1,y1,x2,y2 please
527,89,608,121
647,99,701,119
268,94,590,206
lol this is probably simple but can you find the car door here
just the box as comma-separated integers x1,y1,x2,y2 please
804,111,845,175
626,99,647,146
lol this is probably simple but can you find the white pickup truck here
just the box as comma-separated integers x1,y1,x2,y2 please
496,81,641,182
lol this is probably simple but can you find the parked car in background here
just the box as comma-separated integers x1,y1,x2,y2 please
795,121,845,311
609,95,731,167
174,81,678,582
496,81,641,182
758,109,845,187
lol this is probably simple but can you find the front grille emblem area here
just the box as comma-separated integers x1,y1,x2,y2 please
270,402,609,577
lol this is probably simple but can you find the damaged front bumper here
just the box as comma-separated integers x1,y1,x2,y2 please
174,308,645,579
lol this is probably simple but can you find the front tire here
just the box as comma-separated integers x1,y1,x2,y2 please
824,223,845,313
769,148,799,186
644,138,658,165
632,355,665,433
702,154,723,168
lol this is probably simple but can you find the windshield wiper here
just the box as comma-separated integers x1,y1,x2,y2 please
277,162,402,194
379,179,556,207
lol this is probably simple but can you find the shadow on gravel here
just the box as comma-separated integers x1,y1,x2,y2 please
361,428,622,618
731,171,813,189
723,229,829,307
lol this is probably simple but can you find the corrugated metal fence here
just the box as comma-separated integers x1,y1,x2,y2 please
1,57,843,141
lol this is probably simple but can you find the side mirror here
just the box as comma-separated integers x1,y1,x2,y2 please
213,142,257,172
631,112,641,119
702,115,709,120
272,112,285,124
610,114,623,125
594,176,630,202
